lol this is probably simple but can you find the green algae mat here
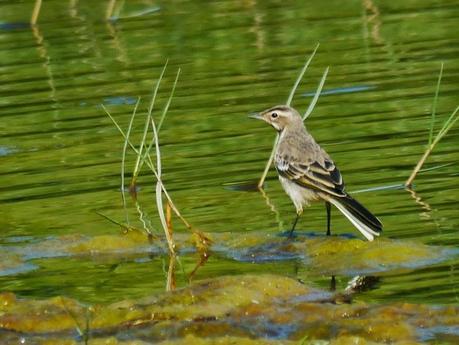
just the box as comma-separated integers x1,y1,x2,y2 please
1,231,458,344
2,230,454,277
1,274,458,344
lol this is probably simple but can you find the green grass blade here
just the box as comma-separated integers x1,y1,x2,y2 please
103,103,160,180
151,116,162,176
433,106,459,145
102,105,140,154
138,66,180,172
134,62,169,176
428,62,443,146
148,61,168,117
257,136,279,188
303,66,329,120
352,183,405,194
158,68,181,132
121,97,141,223
419,162,454,173
286,43,319,106
132,110,152,182
155,175,167,241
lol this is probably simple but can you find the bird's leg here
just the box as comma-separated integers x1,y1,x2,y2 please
288,212,301,238
330,275,336,291
325,201,331,236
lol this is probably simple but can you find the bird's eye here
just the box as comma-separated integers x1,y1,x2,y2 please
271,112,278,119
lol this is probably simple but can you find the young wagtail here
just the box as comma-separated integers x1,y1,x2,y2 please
250,105,382,241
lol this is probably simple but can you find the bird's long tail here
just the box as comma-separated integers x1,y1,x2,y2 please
327,195,382,241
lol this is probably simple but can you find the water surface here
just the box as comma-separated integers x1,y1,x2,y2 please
1,0,458,310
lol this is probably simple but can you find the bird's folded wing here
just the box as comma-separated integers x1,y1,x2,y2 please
275,156,346,198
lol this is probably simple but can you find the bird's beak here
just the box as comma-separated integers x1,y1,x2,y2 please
248,112,263,120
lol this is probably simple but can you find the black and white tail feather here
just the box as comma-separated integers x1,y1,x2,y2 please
327,195,382,241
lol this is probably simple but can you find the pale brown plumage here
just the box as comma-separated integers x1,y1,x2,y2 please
251,105,382,241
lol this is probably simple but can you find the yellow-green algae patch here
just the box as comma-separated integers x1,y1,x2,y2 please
0,275,314,333
0,275,458,344
292,237,443,275
67,231,153,254
212,232,450,275
10,231,197,258
2,230,453,278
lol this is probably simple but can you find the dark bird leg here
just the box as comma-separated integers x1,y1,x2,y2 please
330,275,336,291
325,201,331,236
288,213,301,238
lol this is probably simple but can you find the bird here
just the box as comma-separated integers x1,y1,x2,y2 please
250,105,382,241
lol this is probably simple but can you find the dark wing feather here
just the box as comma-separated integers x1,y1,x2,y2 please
276,156,346,198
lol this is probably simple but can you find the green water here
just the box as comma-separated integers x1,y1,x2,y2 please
1,0,458,310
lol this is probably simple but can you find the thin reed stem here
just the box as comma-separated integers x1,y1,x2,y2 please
105,0,117,20
31,0,42,25
405,63,458,187
166,254,176,291
121,97,140,224
406,106,459,187
151,114,175,254
131,113,151,186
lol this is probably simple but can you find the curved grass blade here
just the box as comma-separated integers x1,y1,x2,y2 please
151,114,175,253
286,43,319,106
158,68,181,131
428,62,443,146
121,97,141,223
303,66,329,120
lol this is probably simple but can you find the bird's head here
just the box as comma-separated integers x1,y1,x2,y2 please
249,105,302,132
